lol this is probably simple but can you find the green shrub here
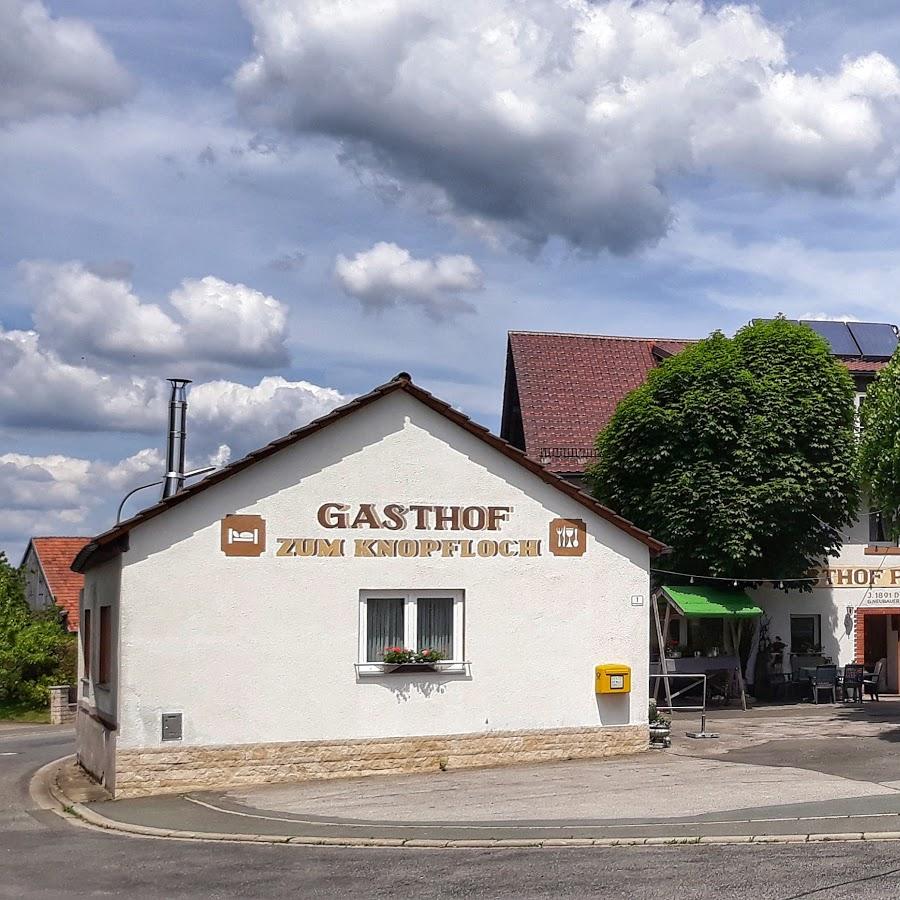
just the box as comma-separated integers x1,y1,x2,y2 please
0,552,74,708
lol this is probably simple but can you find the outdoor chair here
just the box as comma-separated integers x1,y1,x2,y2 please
841,664,865,704
811,665,838,704
864,659,885,702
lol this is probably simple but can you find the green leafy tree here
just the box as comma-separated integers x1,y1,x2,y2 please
0,552,75,707
588,319,859,582
859,351,900,538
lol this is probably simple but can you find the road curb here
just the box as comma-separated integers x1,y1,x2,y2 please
32,756,900,850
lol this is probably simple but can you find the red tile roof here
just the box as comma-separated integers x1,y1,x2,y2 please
504,330,887,474
506,332,693,473
844,359,887,373
29,537,90,631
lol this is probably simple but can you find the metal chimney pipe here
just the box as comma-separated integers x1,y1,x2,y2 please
161,378,192,500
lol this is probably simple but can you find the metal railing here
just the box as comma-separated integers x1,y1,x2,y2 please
650,673,719,739
650,672,708,712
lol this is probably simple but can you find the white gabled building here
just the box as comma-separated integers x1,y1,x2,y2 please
72,374,665,798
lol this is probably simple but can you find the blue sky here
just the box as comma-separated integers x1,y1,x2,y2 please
4,0,900,559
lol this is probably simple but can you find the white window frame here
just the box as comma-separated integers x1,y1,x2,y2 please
357,589,466,675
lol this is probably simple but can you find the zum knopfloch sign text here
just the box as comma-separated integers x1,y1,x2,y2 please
220,503,586,559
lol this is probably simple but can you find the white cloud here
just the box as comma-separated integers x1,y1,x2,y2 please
0,0,135,124
170,276,289,367
188,376,347,449
335,242,483,318
19,261,289,368
0,447,165,542
22,260,181,364
236,0,900,254
0,322,348,454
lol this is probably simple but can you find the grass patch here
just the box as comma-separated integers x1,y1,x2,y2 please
0,701,50,724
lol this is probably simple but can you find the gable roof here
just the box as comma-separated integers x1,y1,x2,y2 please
502,327,895,474
25,537,91,631
501,332,693,473
72,373,668,573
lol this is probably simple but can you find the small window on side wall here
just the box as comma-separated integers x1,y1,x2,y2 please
98,606,112,685
82,608,91,679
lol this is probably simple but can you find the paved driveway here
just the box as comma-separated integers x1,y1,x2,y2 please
81,699,900,844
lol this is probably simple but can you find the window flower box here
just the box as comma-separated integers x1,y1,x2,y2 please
381,662,441,673
381,646,445,666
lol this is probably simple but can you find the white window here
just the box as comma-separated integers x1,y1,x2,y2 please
358,590,465,672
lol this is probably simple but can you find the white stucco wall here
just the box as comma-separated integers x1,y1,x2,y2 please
107,391,651,750
77,554,120,787
753,524,898,673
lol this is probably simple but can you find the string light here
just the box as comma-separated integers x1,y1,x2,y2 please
650,566,818,585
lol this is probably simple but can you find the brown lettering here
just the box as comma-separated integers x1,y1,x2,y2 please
477,540,498,557
834,569,853,586
351,503,382,529
295,539,317,557
519,539,541,557
462,506,487,530
408,505,431,529
853,568,869,586
375,540,395,557
419,539,440,557
317,539,344,558
397,539,418,558
498,539,517,557
318,503,349,528
459,540,475,557
486,507,512,530
276,538,297,557
354,539,376,557
441,540,459,557
382,504,407,531
434,506,461,530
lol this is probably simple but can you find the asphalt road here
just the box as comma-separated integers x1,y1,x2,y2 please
6,726,900,899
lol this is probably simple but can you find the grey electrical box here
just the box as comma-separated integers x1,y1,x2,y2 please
161,712,183,741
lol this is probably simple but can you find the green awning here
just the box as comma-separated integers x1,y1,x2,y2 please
660,585,762,618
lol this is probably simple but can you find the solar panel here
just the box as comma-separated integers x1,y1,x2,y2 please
847,322,898,359
800,320,861,356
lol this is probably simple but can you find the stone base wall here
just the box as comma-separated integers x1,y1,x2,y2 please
49,685,77,725
114,724,648,798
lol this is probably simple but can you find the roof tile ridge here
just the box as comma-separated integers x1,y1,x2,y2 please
508,329,695,343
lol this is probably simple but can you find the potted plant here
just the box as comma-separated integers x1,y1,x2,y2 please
648,700,671,749
381,647,445,672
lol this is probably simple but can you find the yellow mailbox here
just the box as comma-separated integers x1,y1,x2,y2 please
595,664,631,694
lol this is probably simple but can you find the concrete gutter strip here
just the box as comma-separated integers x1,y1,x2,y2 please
35,757,900,850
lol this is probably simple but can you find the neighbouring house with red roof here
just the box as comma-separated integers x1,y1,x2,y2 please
20,537,91,632
500,323,894,481
500,322,900,693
